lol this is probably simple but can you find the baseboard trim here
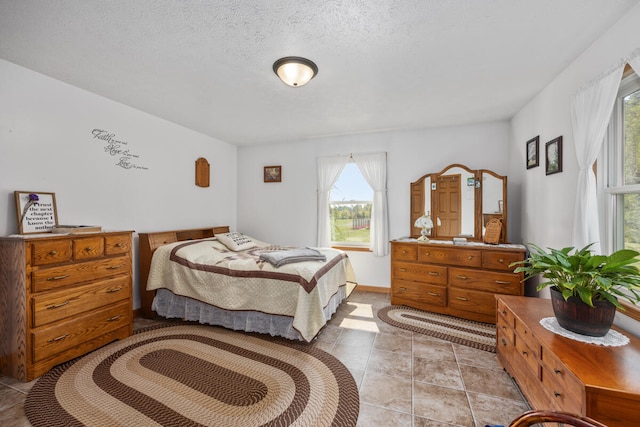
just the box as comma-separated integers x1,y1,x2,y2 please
355,285,390,294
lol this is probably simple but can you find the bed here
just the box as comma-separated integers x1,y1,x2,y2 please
138,226,357,342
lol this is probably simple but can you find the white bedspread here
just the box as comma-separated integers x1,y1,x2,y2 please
146,238,357,341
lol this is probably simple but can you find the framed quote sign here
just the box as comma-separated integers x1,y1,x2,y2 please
14,191,59,234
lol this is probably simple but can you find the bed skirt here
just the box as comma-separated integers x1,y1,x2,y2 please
151,286,349,342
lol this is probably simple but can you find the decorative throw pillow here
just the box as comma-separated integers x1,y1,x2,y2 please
216,232,257,251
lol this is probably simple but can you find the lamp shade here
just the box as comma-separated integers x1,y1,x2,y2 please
414,214,434,229
273,56,318,87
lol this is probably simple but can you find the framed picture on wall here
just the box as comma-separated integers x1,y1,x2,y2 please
545,136,563,175
14,191,58,234
264,166,282,182
526,136,539,169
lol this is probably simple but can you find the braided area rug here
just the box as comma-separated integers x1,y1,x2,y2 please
378,305,496,353
25,324,359,427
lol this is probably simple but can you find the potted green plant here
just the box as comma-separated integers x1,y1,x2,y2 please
511,243,640,337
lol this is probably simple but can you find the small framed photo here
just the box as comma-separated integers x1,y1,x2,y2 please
264,166,282,183
526,136,539,169
14,191,59,234
545,136,563,175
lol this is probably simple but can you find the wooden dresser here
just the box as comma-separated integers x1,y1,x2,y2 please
0,231,134,381
496,295,640,427
390,240,526,323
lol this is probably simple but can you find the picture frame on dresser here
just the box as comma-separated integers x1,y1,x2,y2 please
14,190,58,234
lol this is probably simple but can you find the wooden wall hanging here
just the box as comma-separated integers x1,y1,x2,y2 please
195,157,210,187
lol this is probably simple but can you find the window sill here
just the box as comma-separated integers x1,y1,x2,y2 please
331,245,372,252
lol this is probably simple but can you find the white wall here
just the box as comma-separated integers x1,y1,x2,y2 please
237,121,512,288
0,59,238,309
509,4,640,333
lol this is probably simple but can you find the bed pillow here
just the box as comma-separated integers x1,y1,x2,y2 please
216,232,257,251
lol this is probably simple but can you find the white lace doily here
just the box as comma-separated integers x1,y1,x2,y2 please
540,317,630,347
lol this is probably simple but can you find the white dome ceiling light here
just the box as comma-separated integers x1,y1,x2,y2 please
273,56,318,88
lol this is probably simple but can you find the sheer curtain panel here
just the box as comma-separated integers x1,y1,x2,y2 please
353,152,389,256
316,156,348,248
571,64,625,253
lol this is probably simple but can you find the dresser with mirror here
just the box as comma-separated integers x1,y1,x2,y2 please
392,163,526,323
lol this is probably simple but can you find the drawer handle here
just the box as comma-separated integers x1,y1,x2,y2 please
115,243,123,248
47,275,69,281
85,247,93,251
553,391,561,398
467,255,474,260
399,287,408,291
456,275,468,280
47,333,70,343
499,258,504,263
427,292,441,296
554,368,561,374
399,268,407,272
428,272,440,276
106,287,123,293
424,252,430,256
106,265,123,270
46,301,70,309
501,338,507,346
49,250,57,255
107,315,122,322
401,250,408,254
456,296,469,301
522,350,528,356
501,310,507,315
495,280,511,285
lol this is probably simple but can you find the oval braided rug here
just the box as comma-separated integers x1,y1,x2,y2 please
378,305,496,353
25,324,359,427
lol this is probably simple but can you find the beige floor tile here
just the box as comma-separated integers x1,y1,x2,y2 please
357,403,413,427
467,391,530,427
459,365,523,401
330,343,372,372
366,349,412,379
372,331,413,354
413,336,457,361
335,328,377,349
360,371,413,414
453,344,502,370
413,382,475,427
414,357,464,390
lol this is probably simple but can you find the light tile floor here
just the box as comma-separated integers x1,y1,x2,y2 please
0,290,530,426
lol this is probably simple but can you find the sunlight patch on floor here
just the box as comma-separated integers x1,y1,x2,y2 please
338,302,380,332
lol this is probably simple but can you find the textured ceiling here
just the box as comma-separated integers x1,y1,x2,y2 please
0,0,638,146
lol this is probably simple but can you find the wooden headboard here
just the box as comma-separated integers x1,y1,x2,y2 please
138,226,230,318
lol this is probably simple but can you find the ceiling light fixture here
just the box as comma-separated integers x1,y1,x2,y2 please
273,56,318,88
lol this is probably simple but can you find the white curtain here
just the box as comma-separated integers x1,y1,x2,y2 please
353,152,389,256
316,155,348,248
571,64,625,253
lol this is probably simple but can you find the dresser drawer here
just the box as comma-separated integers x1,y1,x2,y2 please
105,233,132,255
514,316,538,353
496,308,514,345
32,301,131,363
31,256,130,292
496,298,515,328
540,346,584,404
393,261,448,285
482,251,524,271
32,276,131,327
448,287,496,317
514,330,540,378
540,365,583,414
73,236,105,260
391,243,418,261
32,240,72,265
417,247,481,268
449,267,521,294
392,279,447,307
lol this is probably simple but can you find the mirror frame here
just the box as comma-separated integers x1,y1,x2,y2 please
410,163,508,243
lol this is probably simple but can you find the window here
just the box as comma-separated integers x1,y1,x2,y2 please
604,69,640,254
329,162,373,246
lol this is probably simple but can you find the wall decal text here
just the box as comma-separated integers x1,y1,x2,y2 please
91,129,149,170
